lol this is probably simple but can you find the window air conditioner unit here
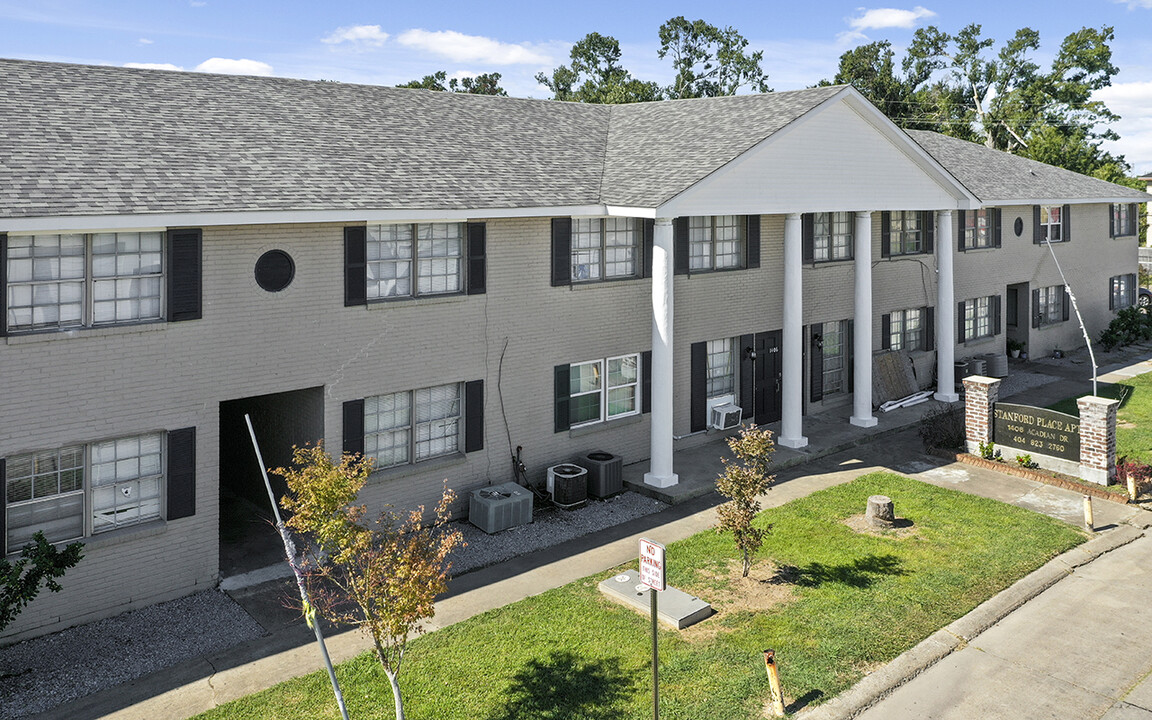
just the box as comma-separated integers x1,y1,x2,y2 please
710,403,743,431
547,464,588,508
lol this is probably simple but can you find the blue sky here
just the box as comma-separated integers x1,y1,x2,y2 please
2,0,1150,171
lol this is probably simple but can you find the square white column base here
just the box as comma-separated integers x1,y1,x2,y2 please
644,472,679,488
850,415,878,428
778,436,808,449
934,392,960,403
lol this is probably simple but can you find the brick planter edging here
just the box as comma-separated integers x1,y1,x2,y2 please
928,448,1131,504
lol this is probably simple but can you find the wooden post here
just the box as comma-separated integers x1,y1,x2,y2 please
764,649,786,717
1127,473,1138,502
1083,495,1094,532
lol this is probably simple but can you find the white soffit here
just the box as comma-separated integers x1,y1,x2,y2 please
658,90,978,218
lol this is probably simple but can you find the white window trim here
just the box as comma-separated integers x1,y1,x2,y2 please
364,382,463,469
568,354,641,428
688,216,745,272
1037,286,1063,326
965,297,994,340
821,320,847,396
366,222,464,300
706,338,737,400
1040,206,1064,243
1112,204,1136,237
1111,275,1135,310
571,217,640,282
964,209,992,249
889,308,923,351
813,211,854,263
890,211,924,256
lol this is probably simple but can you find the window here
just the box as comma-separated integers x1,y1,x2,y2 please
367,223,463,299
706,339,736,399
6,232,163,332
1110,274,1136,311
962,209,993,249
1039,206,1063,243
888,308,924,351
1035,285,1064,326
889,211,923,255
821,321,847,395
966,297,992,339
813,212,854,262
364,383,462,468
571,218,639,281
567,355,639,427
1111,204,1137,238
689,216,744,271
5,433,164,553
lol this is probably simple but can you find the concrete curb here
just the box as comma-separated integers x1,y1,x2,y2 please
795,524,1148,720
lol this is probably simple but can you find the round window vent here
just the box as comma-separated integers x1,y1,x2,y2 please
1014,217,1024,237
254,250,295,292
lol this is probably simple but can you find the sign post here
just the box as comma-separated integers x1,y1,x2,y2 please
640,537,665,720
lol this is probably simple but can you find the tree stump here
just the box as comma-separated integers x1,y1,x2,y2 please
866,495,895,529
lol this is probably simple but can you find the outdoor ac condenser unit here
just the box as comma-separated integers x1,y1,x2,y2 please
710,403,743,431
583,452,623,498
468,482,533,534
547,464,588,508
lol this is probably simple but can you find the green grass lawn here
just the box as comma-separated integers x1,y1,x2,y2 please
198,473,1084,720
1048,372,1152,464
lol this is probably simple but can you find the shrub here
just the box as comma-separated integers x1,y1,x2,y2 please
1015,453,1038,469
1117,456,1152,495
978,441,1002,461
1099,307,1152,351
918,404,966,451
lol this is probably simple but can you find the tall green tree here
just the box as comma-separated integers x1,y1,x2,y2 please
657,16,770,98
535,32,660,104
398,70,508,96
1,532,84,631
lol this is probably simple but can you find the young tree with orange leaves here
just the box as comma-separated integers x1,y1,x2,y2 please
275,444,464,720
715,425,776,577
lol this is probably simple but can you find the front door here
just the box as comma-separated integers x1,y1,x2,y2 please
755,330,783,424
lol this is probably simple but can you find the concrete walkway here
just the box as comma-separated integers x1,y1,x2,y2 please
36,343,1152,719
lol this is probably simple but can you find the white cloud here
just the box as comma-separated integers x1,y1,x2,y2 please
194,58,274,76
849,6,937,31
124,62,183,71
322,24,389,47
1114,0,1152,8
138,38,153,45
1096,81,1152,173
396,29,550,66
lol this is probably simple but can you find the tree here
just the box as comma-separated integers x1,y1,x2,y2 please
398,70,508,96
1,531,84,631
275,444,464,720
657,17,770,98
714,425,775,577
535,32,660,104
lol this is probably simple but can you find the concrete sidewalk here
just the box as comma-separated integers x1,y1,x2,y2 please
35,343,1152,720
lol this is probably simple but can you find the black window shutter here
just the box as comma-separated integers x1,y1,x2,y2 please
1110,277,1117,310
957,210,966,252
746,215,760,269
921,211,934,254
958,301,968,342
1109,205,1116,238
166,427,196,521
550,218,571,287
554,364,571,433
674,217,690,275
0,459,6,550
739,333,755,418
1062,204,1071,242
1130,274,1138,306
342,399,365,456
992,208,1002,248
1031,289,1041,328
880,212,891,258
466,223,486,295
846,320,855,393
1062,286,1070,322
167,228,203,321
641,350,652,414
801,213,815,263
1129,204,1139,235
923,306,935,351
642,219,655,278
992,295,1002,336
344,226,367,307
464,379,484,452
809,329,824,403
0,234,7,338
880,313,892,350
1033,206,1043,244
690,341,707,432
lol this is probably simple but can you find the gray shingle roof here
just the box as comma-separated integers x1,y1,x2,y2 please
907,129,1148,204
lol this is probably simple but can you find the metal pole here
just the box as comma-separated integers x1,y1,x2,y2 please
244,414,350,720
651,587,659,720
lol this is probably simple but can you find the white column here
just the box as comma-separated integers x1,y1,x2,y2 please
645,217,679,488
935,209,959,402
779,213,808,448
851,211,877,427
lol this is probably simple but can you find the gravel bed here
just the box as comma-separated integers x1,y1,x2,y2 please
0,590,265,719
449,490,669,576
